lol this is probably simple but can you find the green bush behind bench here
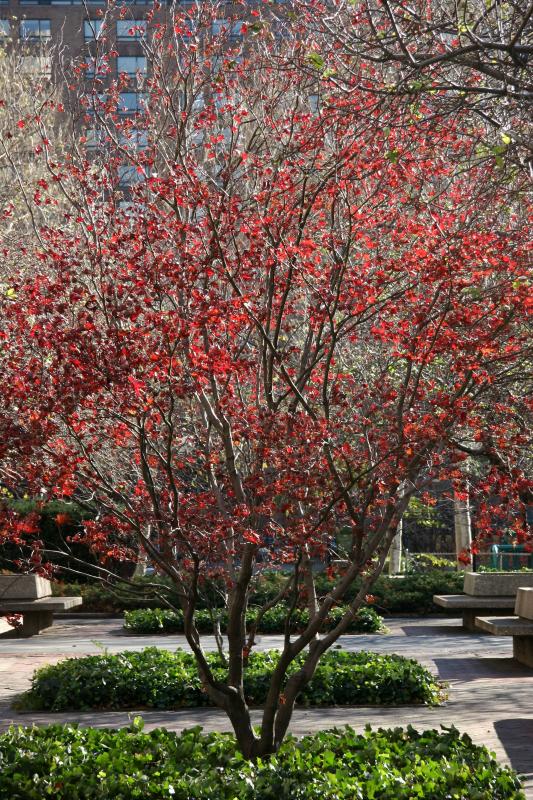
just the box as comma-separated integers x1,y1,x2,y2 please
17,648,443,711
53,570,464,614
0,722,523,799
123,604,384,635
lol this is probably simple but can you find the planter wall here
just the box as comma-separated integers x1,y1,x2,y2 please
464,572,533,597
0,575,51,600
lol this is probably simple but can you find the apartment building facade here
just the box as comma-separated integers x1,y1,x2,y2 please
0,0,284,195
0,0,159,86
0,1,255,73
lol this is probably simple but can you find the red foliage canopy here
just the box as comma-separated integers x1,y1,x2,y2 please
0,8,531,572
0,3,531,754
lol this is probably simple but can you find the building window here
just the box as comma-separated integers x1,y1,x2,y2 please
19,0,86,4
19,19,51,41
174,17,196,37
309,94,320,113
22,0,85,4
0,19,10,35
118,92,147,114
118,164,147,187
84,93,108,115
85,128,106,149
211,19,243,41
20,1,91,5
117,56,147,77
116,19,146,40
120,129,148,150
84,20,104,41
82,56,107,78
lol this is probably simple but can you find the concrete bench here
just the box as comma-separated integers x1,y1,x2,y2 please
476,588,533,668
433,572,533,631
433,594,515,631
0,575,82,637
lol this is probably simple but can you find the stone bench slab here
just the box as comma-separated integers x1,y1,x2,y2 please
0,597,82,612
433,594,516,632
433,594,515,609
0,596,82,637
475,616,533,636
475,614,533,668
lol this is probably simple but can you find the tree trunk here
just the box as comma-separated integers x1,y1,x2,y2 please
388,517,403,575
454,489,472,570
224,695,260,759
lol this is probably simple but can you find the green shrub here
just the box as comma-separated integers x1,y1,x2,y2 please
0,722,523,799
53,570,464,615
123,607,227,634
53,575,287,612
0,500,129,583
123,604,384,635
275,571,464,616
52,576,184,612
360,571,464,614
405,553,457,573
478,566,533,573
271,570,463,616
17,647,443,711
253,604,384,634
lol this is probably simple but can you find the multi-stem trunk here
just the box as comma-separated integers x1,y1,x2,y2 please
218,518,404,756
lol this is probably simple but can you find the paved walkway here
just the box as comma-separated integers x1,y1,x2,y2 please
1,615,532,797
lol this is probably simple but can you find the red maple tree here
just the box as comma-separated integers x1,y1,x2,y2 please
0,3,531,755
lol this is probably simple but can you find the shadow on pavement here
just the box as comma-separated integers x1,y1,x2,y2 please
434,656,529,682
399,623,465,637
494,718,533,779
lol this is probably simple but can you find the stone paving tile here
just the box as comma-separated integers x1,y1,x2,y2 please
1,615,532,797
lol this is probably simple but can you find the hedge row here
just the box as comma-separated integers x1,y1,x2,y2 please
53,569,464,614
123,604,385,635
0,722,523,799
17,647,443,711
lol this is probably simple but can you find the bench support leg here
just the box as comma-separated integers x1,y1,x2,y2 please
21,611,54,637
513,637,533,668
463,607,517,633
462,610,480,632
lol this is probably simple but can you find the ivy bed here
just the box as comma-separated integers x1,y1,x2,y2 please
123,604,385,635
16,648,443,711
0,722,523,799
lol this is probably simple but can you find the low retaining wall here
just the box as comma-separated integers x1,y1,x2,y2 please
464,572,533,597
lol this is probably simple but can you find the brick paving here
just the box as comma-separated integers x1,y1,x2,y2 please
1,615,532,797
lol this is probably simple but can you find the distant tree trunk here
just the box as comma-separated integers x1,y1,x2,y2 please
454,490,472,570
388,518,403,575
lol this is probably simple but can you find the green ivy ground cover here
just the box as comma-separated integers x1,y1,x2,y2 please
123,604,384,635
16,648,444,711
0,722,523,799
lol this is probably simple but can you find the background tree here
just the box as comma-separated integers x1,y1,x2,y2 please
302,0,533,175
0,35,68,259
0,3,531,757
